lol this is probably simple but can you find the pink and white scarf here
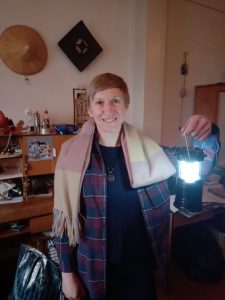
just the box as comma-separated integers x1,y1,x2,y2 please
53,118,175,245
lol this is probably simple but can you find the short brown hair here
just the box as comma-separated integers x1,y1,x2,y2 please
87,73,130,107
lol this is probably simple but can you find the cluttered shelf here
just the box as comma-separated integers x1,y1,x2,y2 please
0,133,74,240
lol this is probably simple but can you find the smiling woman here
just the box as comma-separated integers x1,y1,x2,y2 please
52,73,219,300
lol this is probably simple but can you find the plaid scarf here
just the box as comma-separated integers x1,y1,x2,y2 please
53,118,175,245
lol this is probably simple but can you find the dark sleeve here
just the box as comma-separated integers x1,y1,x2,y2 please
193,123,221,177
54,233,77,273
211,123,220,136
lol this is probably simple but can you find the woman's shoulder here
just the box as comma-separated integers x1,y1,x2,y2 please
59,134,81,156
123,122,161,148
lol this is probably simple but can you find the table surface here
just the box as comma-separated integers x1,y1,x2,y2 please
170,185,225,228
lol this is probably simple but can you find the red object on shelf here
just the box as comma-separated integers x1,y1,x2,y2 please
0,111,10,134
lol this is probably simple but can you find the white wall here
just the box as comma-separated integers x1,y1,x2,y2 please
143,0,168,141
1,0,225,147
162,0,225,146
0,0,147,130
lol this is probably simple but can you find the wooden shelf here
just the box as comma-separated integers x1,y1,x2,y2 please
0,196,23,205
0,196,53,224
0,196,53,239
0,169,22,180
0,227,30,239
0,153,21,159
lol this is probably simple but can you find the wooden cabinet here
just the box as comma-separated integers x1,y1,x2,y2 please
0,134,73,240
20,134,70,176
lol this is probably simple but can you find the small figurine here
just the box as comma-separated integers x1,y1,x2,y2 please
15,120,26,134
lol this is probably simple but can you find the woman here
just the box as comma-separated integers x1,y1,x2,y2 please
53,73,219,300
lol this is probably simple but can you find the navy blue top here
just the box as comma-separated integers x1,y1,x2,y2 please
99,145,153,265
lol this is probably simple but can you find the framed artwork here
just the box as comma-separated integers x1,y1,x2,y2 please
73,88,89,126
58,20,103,71
27,136,53,161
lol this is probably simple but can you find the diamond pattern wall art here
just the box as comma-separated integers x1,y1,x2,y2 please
58,20,103,71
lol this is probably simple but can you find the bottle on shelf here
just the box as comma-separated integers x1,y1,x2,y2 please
41,109,51,134
33,111,40,133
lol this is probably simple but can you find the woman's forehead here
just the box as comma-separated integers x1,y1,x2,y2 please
93,88,124,99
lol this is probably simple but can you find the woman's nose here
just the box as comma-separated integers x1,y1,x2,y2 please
103,102,114,112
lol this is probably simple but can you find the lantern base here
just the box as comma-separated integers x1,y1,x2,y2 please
174,178,203,212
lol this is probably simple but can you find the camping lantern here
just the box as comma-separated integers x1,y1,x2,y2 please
174,147,205,212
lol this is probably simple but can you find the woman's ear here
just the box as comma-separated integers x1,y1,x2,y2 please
87,107,92,117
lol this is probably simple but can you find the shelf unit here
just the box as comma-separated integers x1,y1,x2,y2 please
0,134,73,240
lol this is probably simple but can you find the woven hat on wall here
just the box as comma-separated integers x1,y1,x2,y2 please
0,25,48,75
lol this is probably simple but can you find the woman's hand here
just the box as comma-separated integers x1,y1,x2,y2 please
180,114,212,141
61,272,85,300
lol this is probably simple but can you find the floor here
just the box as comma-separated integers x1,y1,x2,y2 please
1,234,225,300
157,260,225,300
2,259,225,300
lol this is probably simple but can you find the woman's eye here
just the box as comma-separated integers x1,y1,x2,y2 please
112,98,120,104
95,100,104,105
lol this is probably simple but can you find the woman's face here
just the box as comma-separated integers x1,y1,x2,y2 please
88,88,127,135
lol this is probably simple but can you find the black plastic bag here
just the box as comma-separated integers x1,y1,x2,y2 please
9,243,61,300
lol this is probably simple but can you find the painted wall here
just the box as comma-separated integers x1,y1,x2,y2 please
143,0,168,141
0,0,147,131
162,0,225,146
1,0,225,147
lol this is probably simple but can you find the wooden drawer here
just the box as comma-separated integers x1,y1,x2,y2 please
29,214,53,233
20,134,73,176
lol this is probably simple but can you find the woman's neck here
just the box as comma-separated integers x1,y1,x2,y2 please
97,130,121,147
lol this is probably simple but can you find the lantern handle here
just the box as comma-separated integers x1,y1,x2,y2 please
184,132,191,159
